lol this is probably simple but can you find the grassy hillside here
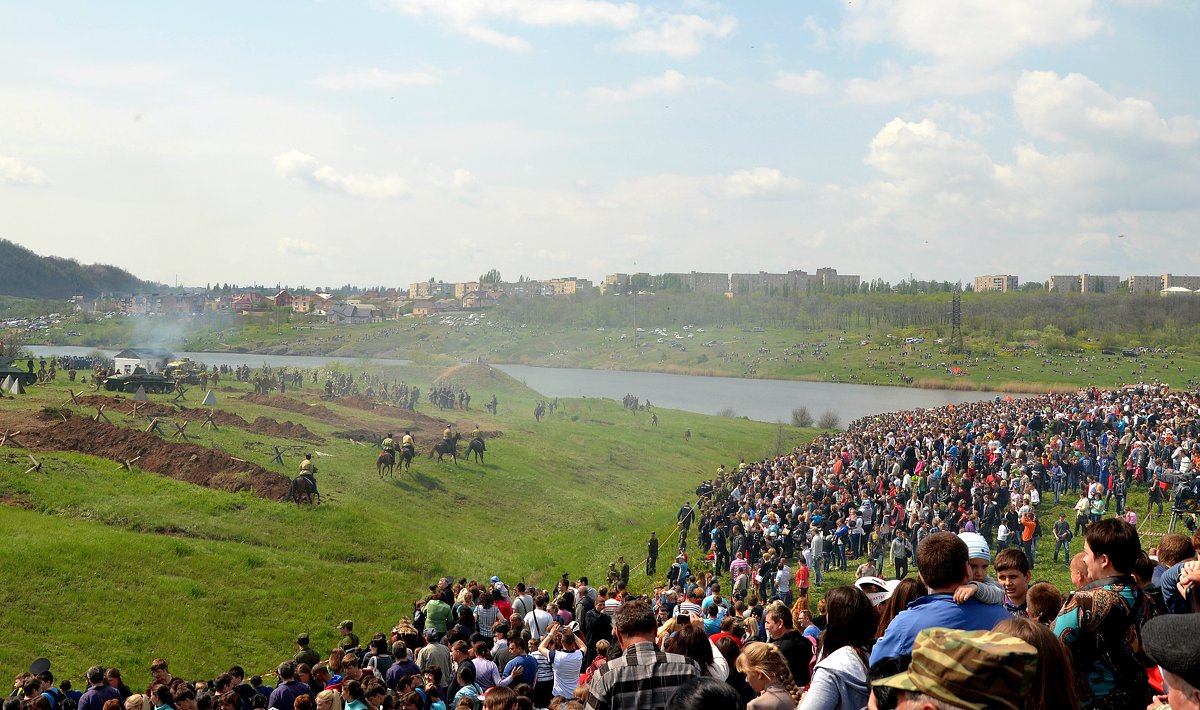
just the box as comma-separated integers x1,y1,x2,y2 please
0,362,812,680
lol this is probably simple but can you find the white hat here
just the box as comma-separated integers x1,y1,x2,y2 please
855,576,900,607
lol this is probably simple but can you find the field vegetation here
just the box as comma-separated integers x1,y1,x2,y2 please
0,361,811,679
21,290,1200,393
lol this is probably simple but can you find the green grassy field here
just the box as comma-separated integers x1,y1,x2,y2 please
0,362,814,681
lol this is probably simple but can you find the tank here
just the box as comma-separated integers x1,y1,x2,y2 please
104,366,176,394
165,358,205,385
0,357,38,386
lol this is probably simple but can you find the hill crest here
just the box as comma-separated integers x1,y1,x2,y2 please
0,239,154,298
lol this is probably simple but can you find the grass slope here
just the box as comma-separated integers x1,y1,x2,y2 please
0,363,812,679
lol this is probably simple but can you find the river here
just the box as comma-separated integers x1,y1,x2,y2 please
494,364,1020,425
27,346,1023,425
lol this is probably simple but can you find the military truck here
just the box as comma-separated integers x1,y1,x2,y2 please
104,367,176,394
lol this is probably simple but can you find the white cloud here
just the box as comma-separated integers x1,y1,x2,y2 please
451,169,478,190
802,16,831,50
773,70,830,95
842,0,1101,65
60,61,175,87
722,168,806,198
0,155,50,186
844,61,1009,104
840,0,1101,102
392,0,641,27
273,150,410,199
1014,70,1200,147
390,0,640,50
614,12,736,57
310,68,437,90
278,238,320,256
865,118,997,188
586,69,723,102
387,0,733,56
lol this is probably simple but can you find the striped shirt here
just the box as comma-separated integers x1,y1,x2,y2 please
585,642,699,710
475,605,501,634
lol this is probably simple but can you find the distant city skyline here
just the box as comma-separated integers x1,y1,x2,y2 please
1,1,1197,287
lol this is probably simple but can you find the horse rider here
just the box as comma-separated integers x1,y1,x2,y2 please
299,453,319,493
443,424,453,442
381,432,396,460
471,424,482,441
401,430,415,454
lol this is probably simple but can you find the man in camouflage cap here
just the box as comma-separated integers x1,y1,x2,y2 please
870,627,1036,710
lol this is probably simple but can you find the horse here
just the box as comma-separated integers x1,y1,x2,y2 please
467,436,486,464
397,445,415,473
377,450,395,479
285,474,320,505
430,432,460,464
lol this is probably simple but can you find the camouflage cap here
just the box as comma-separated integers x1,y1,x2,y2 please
872,628,1037,710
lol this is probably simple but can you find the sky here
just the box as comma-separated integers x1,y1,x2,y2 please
1,0,1198,290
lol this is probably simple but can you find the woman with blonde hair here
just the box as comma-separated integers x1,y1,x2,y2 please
315,689,343,710
734,642,802,710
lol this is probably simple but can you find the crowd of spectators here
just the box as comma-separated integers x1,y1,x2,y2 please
11,382,1200,709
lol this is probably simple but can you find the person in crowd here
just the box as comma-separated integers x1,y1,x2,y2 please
762,601,812,687
871,628,1037,710
1054,518,1155,709
585,599,698,710
870,532,1011,667
734,643,802,710
80,667,121,710
797,585,873,710
663,677,745,710
1143,612,1200,710
993,617,1079,710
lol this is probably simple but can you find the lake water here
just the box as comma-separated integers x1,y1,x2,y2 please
493,364,1020,425
27,345,1019,424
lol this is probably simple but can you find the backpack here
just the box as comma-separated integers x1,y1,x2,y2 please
46,688,77,710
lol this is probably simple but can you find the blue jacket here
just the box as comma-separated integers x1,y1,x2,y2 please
869,593,1013,666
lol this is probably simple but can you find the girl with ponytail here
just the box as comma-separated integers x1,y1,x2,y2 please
734,642,803,709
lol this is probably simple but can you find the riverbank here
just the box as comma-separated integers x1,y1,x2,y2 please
33,315,1200,393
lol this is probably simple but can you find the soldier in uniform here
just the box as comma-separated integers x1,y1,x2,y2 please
298,454,318,495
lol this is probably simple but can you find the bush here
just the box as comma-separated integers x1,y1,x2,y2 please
817,410,841,429
791,406,814,428
716,406,737,418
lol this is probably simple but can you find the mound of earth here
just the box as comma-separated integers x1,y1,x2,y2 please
240,393,346,425
249,416,320,441
174,408,322,442
75,394,176,418
23,412,291,499
338,395,378,412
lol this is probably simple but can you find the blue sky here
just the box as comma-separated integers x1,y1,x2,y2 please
1,0,1197,289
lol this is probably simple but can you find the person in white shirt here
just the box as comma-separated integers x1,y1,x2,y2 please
775,563,792,607
524,595,554,640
